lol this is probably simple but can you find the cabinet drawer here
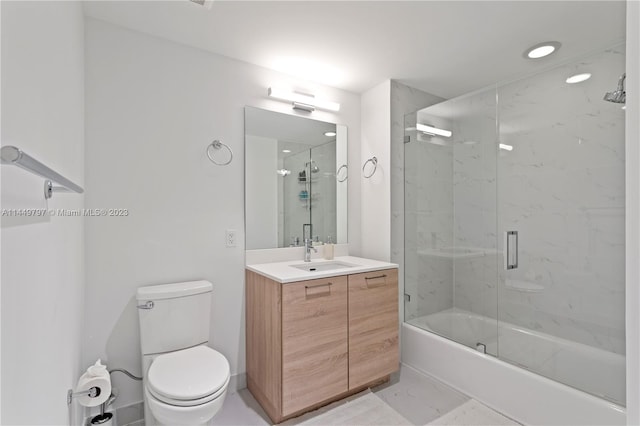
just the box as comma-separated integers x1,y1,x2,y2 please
348,269,399,389
281,276,349,416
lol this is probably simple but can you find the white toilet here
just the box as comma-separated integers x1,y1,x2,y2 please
136,280,230,425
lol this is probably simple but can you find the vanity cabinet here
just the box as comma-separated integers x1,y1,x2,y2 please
282,276,348,415
348,269,399,389
246,268,398,423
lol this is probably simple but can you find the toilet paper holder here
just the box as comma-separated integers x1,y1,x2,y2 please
66,386,101,405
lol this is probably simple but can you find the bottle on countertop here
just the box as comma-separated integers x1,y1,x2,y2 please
324,236,334,260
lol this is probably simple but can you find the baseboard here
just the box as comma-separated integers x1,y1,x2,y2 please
229,372,247,394
116,401,145,426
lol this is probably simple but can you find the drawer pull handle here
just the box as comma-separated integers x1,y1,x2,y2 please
365,274,387,281
305,282,333,289
365,274,387,288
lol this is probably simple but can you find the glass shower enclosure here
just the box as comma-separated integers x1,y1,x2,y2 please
404,44,626,405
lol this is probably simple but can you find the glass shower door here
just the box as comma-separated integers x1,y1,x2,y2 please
404,42,626,406
495,45,626,405
404,89,500,356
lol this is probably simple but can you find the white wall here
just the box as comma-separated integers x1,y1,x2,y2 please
626,0,640,422
1,1,85,424
336,125,348,244
361,80,442,267
83,18,360,410
245,135,278,249
1,2,3,420
360,81,391,261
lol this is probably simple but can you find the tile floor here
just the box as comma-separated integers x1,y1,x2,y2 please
427,400,519,426
210,364,518,426
372,364,469,424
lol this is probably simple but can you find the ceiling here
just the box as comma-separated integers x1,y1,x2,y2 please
83,1,626,99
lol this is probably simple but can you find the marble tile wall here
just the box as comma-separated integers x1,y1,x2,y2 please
495,46,626,354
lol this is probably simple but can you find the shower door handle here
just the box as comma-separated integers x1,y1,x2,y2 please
505,231,518,270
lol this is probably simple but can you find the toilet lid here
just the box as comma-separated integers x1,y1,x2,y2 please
148,346,230,401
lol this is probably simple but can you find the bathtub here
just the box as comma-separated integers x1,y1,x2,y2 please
404,309,626,425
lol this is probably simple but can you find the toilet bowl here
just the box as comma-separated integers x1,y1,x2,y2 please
136,280,230,426
144,345,230,425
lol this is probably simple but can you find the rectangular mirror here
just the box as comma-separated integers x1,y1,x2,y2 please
245,107,348,250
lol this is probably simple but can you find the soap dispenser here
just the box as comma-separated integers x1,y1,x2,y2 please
324,236,334,260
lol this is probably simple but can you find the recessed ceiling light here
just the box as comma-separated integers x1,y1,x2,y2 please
282,149,291,153
566,73,591,84
524,42,561,59
324,131,337,137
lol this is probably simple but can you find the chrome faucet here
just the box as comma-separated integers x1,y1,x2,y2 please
304,238,317,262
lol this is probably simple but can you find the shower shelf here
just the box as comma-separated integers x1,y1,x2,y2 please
505,279,544,293
417,247,500,260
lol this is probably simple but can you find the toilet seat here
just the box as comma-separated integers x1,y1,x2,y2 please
147,345,230,407
147,374,229,407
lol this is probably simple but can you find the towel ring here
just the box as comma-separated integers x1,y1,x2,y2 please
336,164,348,182
362,157,377,178
206,140,233,166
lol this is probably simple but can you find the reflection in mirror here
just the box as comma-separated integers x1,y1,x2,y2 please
245,107,347,250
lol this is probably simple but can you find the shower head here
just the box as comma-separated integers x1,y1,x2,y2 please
603,73,626,104
306,160,320,173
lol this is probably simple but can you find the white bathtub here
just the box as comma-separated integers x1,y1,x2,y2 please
404,309,626,425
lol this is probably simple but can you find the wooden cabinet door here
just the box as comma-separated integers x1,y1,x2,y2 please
281,276,349,416
348,269,399,390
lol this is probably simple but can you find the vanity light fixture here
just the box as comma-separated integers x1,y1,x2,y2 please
499,143,514,151
268,87,341,112
282,149,291,153
524,41,561,59
416,123,452,138
324,131,337,137
276,169,291,176
566,73,591,84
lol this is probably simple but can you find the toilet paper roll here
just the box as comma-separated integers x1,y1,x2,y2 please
75,376,111,407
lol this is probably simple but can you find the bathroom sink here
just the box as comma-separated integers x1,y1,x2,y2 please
290,261,357,272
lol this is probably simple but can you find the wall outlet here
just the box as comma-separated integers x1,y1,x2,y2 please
226,229,237,247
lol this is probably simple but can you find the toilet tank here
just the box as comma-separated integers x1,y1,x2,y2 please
137,280,213,355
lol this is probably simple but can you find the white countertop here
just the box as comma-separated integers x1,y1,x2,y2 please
246,256,398,283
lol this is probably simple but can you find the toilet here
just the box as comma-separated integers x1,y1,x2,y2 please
136,280,230,425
